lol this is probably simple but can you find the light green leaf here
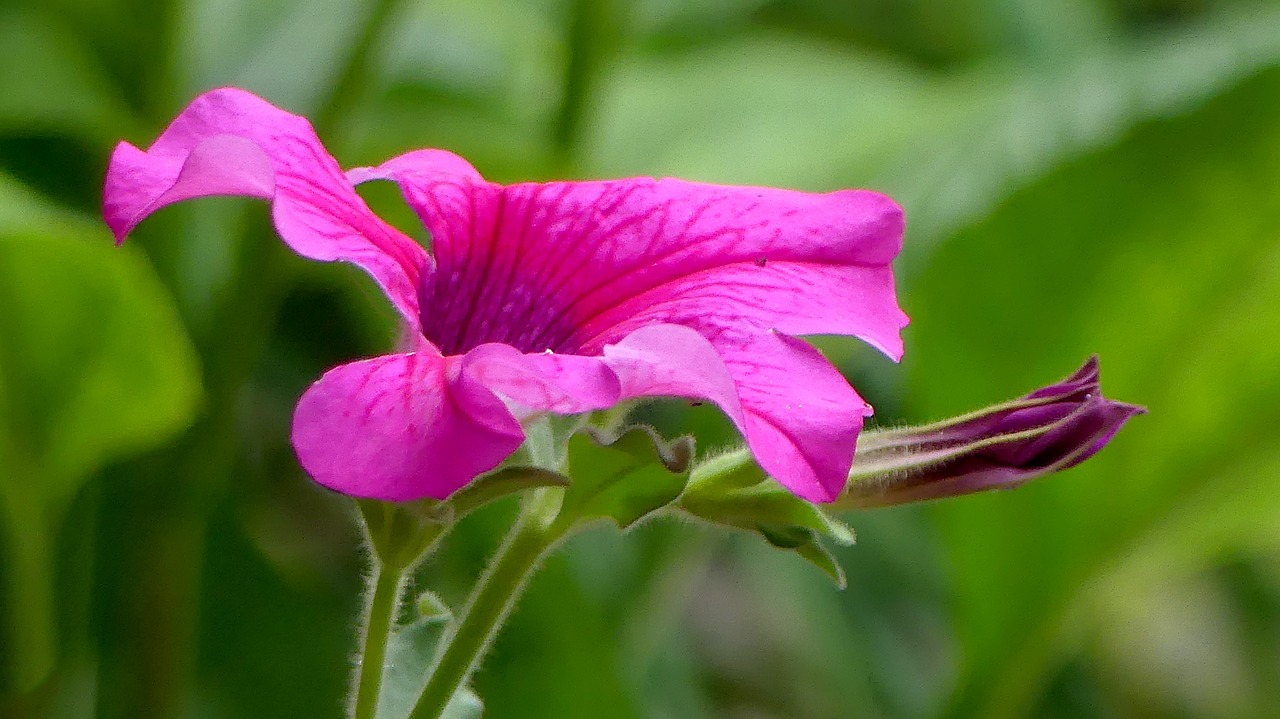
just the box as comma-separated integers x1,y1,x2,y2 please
560,426,692,529
756,524,847,589
0,7,138,142
679,451,855,587
910,69,1280,719
0,174,201,692
377,613,483,719
448,466,572,519
0,216,201,500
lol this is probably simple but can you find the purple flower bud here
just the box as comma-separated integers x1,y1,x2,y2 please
839,357,1143,508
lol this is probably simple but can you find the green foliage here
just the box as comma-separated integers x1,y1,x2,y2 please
0,173,200,692
0,174,201,509
448,467,572,519
560,426,692,529
679,450,856,587
377,611,483,719
911,69,1280,719
0,7,139,143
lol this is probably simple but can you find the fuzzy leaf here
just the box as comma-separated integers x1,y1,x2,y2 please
679,452,854,587
377,611,483,719
448,467,571,518
559,426,692,529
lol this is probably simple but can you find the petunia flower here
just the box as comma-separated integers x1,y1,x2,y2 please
103,88,908,503
840,356,1144,508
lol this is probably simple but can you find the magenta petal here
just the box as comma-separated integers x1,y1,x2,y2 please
604,325,866,502
291,351,524,501
361,151,907,359
459,344,622,416
724,331,869,502
602,324,744,417
581,261,907,361
103,87,432,329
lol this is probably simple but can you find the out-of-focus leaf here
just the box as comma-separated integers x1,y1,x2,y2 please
908,68,1280,719
584,34,948,188
378,613,483,719
183,0,364,112
0,187,201,498
344,0,564,179
560,426,692,529
0,7,137,142
887,3,1280,264
0,173,200,691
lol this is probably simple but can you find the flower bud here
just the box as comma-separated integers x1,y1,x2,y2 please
840,357,1143,508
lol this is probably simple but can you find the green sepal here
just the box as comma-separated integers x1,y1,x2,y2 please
558,425,694,529
357,500,453,571
376,599,482,719
679,451,854,587
756,524,848,589
448,467,571,518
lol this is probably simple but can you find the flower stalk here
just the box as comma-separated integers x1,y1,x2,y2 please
351,501,452,719
352,561,407,719
408,492,568,719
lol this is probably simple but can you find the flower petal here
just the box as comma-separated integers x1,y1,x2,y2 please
360,151,906,358
604,324,866,502
103,87,431,329
577,261,905,360
291,350,523,501
459,344,622,417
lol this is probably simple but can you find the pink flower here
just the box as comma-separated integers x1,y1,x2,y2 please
104,88,907,503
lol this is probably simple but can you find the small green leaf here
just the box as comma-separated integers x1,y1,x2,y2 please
679,454,855,587
448,466,571,518
788,531,847,590
681,460,855,546
559,426,693,529
377,612,483,719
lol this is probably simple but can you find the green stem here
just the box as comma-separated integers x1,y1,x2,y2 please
353,560,407,719
407,506,564,719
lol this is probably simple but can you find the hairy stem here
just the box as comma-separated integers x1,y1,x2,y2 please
352,560,407,719
407,506,564,719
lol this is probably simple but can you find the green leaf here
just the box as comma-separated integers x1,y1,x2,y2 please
448,466,572,519
909,69,1280,718
678,452,855,587
0,174,201,691
377,611,483,719
757,524,847,589
0,197,201,499
559,426,692,529
0,7,138,142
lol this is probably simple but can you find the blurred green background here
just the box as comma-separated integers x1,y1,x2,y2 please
2,0,1279,717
